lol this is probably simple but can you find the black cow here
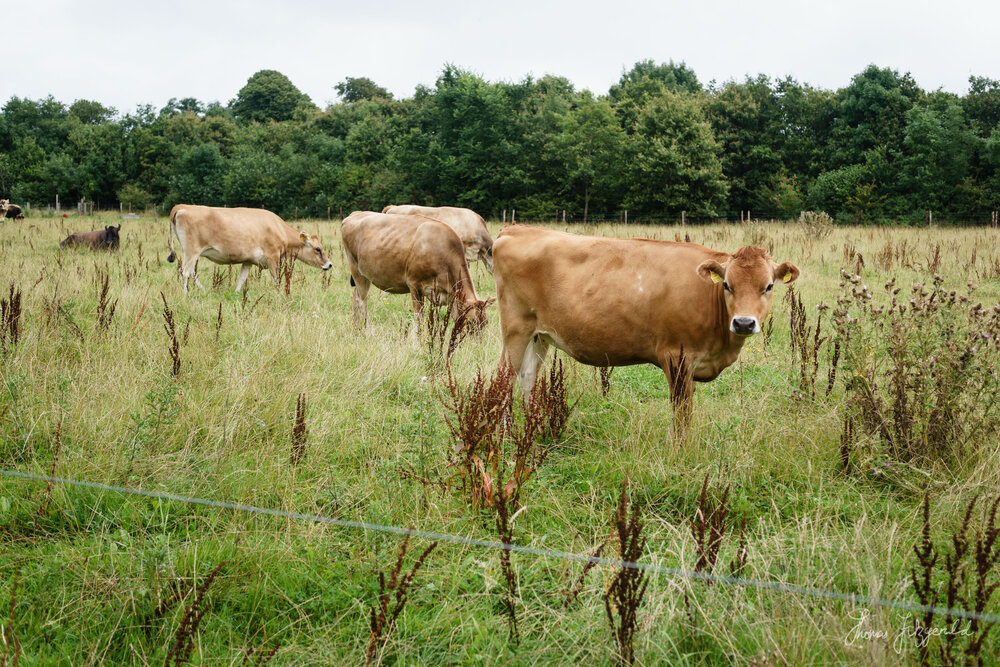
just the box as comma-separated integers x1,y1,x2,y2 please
60,225,121,250
0,200,23,221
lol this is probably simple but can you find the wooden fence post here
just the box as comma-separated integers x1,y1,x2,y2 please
681,210,686,226
624,210,628,225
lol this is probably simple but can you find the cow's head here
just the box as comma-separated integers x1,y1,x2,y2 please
298,232,334,270
697,246,799,336
104,224,121,249
462,297,496,335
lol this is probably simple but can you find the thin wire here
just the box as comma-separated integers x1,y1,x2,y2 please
3,468,998,625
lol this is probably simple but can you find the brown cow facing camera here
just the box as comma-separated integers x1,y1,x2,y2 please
60,224,121,250
492,225,799,427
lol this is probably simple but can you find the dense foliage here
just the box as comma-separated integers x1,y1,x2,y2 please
3,62,1000,222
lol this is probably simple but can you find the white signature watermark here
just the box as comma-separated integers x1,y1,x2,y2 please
844,609,974,654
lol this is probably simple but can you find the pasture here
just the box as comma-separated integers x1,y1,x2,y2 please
1,215,998,665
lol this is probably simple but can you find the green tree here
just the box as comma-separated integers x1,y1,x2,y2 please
624,90,727,218
830,65,922,166
899,101,977,211
231,70,316,123
69,99,116,125
548,92,625,221
168,143,226,206
610,60,702,133
335,77,393,103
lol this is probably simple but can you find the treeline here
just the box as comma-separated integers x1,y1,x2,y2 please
2,62,999,223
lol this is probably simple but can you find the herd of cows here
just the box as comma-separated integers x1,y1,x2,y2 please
52,203,802,420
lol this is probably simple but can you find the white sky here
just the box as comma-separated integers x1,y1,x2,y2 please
5,0,999,115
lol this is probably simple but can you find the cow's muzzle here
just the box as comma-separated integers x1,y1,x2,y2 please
730,316,759,336
322,262,333,270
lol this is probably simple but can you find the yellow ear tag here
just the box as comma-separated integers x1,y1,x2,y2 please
782,272,792,284
710,272,723,284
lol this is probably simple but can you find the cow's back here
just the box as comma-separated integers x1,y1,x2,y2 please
173,205,286,255
383,205,491,247
342,212,466,294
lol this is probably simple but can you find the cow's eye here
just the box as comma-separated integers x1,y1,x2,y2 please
722,281,732,293
764,283,773,293
315,248,321,254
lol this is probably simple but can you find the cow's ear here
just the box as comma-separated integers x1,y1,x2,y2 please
484,297,497,307
697,259,726,285
299,232,310,244
774,262,800,285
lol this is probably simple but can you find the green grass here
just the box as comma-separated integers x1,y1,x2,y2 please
1,215,999,665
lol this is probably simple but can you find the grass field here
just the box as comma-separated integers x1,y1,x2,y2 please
1,214,999,665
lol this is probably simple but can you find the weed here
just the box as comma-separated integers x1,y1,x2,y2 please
797,210,834,239
494,481,520,641
239,642,279,666
164,560,228,667
94,269,117,332
604,478,648,666
691,473,731,578
910,492,999,665
833,271,1000,469
529,353,572,443
0,577,19,667
439,363,513,510
786,286,828,401
214,302,223,342
160,293,181,376
34,417,63,525
563,540,609,609
0,283,22,352
290,393,307,466
366,535,437,665
598,365,613,396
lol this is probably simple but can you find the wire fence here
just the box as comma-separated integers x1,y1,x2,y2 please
3,468,998,626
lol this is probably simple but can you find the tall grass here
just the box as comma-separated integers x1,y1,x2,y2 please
0,216,998,664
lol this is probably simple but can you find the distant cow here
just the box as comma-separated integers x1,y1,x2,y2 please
0,200,24,222
60,224,121,250
493,225,799,423
167,204,333,292
341,211,494,330
381,205,493,271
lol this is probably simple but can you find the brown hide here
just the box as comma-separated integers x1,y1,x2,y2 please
167,204,332,292
492,225,799,418
60,225,120,250
341,211,492,329
381,204,493,271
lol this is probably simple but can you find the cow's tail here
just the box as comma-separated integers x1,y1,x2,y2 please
167,206,179,262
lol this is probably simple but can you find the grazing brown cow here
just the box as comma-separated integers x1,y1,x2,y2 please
381,204,494,271
60,224,121,250
341,211,494,330
0,200,24,222
167,204,333,292
493,225,799,423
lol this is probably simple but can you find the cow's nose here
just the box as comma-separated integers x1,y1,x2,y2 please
731,316,758,335
322,262,333,270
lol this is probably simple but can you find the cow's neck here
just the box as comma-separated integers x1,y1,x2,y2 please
280,224,305,254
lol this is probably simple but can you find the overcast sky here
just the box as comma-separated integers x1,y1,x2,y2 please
6,0,999,115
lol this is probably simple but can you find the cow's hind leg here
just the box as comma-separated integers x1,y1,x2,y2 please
180,252,201,293
351,274,371,331
504,331,550,406
235,263,253,292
